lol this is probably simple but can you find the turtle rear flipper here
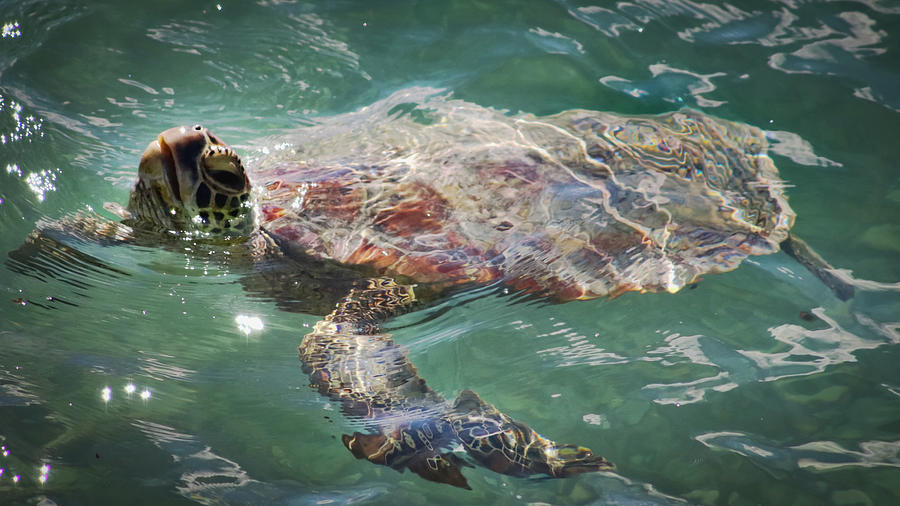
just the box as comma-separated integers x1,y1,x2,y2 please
342,432,472,489
449,389,613,478
403,451,471,490
780,235,854,301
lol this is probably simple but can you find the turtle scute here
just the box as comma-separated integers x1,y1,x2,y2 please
253,88,795,301
448,389,613,479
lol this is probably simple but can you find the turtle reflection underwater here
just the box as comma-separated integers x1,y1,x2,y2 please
13,90,852,489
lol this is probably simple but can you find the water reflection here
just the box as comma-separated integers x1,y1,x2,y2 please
143,9,370,116
526,27,586,56
100,384,152,405
695,431,795,471
565,5,642,37
132,419,257,501
600,64,727,107
564,1,900,111
0,94,44,144
235,314,264,337
0,443,30,487
764,8,900,111
696,431,900,474
536,317,629,367
533,300,900,407
0,364,41,407
768,11,887,74
1,22,21,39
793,439,900,471
766,130,842,168
830,269,900,293
642,307,898,403
740,307,896,382
644,371,737,405
138,351,196,382
132,418,386,505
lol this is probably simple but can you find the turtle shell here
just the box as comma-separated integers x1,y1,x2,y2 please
249,89,794,300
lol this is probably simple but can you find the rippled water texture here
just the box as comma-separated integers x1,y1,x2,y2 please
2,1,899,504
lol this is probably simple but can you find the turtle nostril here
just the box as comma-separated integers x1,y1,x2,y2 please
193,124,203,131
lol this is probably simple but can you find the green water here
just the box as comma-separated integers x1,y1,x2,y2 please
2,0,899,504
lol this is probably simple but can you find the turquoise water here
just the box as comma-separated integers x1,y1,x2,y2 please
2,0,899,504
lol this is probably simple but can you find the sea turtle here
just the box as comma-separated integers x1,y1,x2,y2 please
10,89,851,489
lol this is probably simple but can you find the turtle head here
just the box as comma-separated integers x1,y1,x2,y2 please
130,124,253,237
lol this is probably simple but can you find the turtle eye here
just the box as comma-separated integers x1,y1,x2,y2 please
192,124,203,131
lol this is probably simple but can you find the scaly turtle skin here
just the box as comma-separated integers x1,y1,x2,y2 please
10,89,851,488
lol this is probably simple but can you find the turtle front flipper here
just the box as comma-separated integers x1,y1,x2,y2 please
300,278,612,488
780,235,854,301
448,389,613,478
7,210,135,285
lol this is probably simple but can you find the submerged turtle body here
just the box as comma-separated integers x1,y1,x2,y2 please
15,89,848,489
251,90,793,300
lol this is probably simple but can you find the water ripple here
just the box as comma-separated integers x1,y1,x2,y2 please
600,64,727,106
640,333,742,405
695,431,796,471
696,431,900,473
766,130,843,168
137,351,196,382
526,26,586,56
133,418,393,504
740,307,897,382
562,1,900,111
144,10,370,117
0,364,41,407
793,439,900,471
564,5,643,37
132,419,258,497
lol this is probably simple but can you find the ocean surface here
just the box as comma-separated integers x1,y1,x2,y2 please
1,0,899,504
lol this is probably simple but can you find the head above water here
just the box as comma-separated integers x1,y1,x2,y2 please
130,125,253,236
